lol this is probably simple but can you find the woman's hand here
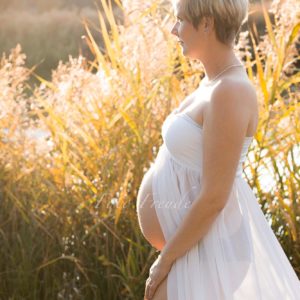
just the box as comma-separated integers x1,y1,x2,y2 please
144,253,173,300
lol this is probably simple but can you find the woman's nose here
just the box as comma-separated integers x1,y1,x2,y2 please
170,22,178,36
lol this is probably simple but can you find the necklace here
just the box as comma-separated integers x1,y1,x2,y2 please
203,63,243,85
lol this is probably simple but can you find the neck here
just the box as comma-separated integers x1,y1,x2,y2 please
200,44,242,81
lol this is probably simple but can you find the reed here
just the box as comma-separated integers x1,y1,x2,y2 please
0,0,299,298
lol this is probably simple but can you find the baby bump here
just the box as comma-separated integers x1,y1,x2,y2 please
136,166,166,251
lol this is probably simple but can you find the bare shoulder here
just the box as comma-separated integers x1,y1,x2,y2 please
208,77,258,123
204,77,258,137
211,77,257,108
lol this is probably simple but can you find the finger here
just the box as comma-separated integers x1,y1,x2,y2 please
148,282,158,299
145,281,155,300
144,279,152,300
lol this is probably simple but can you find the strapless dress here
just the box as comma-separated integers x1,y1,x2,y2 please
149,108,300,300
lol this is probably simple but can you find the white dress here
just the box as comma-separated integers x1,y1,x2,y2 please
151,108,300,300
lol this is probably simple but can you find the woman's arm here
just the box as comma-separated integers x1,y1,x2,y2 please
160,79,257,264
160,187,228,263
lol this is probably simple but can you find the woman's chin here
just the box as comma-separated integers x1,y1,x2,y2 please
180,46,194,58
181,50,193,59
180,46,188,55
181,49,199,60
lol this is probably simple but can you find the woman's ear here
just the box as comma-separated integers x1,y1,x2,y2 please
203,16,214,33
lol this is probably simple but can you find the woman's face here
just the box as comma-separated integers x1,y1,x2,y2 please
171,2,209,59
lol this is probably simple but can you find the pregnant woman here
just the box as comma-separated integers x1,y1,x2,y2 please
136,0,300,299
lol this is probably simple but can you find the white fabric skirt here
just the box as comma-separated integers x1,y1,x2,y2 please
152,143,300,300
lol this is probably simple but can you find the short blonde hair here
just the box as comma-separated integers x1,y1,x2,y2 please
173,0,248,45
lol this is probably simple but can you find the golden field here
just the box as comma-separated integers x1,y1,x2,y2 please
0,0,299,299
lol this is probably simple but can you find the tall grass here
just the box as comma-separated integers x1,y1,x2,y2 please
237,0,300,270
0,0,299,299
0,7,110,84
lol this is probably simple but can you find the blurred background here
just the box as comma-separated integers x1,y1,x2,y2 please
0,0,122,85
0,0,299,299
0,0,273,84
